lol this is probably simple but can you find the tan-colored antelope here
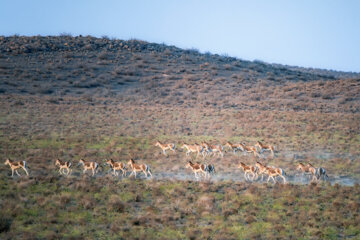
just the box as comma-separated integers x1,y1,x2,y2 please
186,161,208,179
255,161,268,181
255,141,275,157
105,159,127,177
224,142,245,154
4,158,29,177
201,142,224,158
265,166,287,184
55,159,72,175
155,141,176,156
79,159,99,176
181,144,204,158
127,159,152,178
296,163,318,182
241,143,259,157
238,162,257,181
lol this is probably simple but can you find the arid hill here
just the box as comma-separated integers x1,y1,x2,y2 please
1,35,360,239
0,35,359,112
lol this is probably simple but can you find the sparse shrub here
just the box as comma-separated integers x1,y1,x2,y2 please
107,195,126,212
98,51,110,60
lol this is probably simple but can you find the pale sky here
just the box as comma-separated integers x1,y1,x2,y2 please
1,0,360,72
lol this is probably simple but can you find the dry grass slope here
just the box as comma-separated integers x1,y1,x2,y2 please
0,35,359,239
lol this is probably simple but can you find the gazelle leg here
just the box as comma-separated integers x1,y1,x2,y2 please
253,173,257,181
272,176,277,183
15,170,21,176
23,167,29,176
281,175,287,184
11,168,14,177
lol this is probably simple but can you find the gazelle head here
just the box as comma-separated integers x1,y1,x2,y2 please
4,159,10,165
105,159,113,166
181,144,187,148
185,161,193,168
155,141,161,146
224,142,232,147
238,162,246,169
128,159,135,165
78,159,85,166
296,163,305,171
55,159,61,166
255,161,264,168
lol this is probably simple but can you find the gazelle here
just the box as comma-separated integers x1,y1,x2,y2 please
155,141,176,156
241,143,259,157
296,163,318,182
4,158,29,177
255,161,268,181
55,159,72,175
186,161,208,179
201,142,224,158
238,162,257,181
224,142,245,154
127,159,152,178
181,144,204,158
255,141,275,157
105,159,127,177
79,159,99,176
265,166,287,184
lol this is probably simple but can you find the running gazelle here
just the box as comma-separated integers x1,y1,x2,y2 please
238,162,257,181
127,159,152,178
155,141,176,156
181,144,204,158
4,158,29,177
79,159,99,176
201,142,224,158
55,159,72,175
265,166,287,184
186,161,214,179
105,159,127,177
296,163,328,182
255,141,275,157
224,142,245,154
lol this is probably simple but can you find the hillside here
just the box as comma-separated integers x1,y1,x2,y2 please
0,35,359,112
1,36,360,239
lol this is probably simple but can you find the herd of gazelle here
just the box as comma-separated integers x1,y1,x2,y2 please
156,140,273,158
3,140,329,183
